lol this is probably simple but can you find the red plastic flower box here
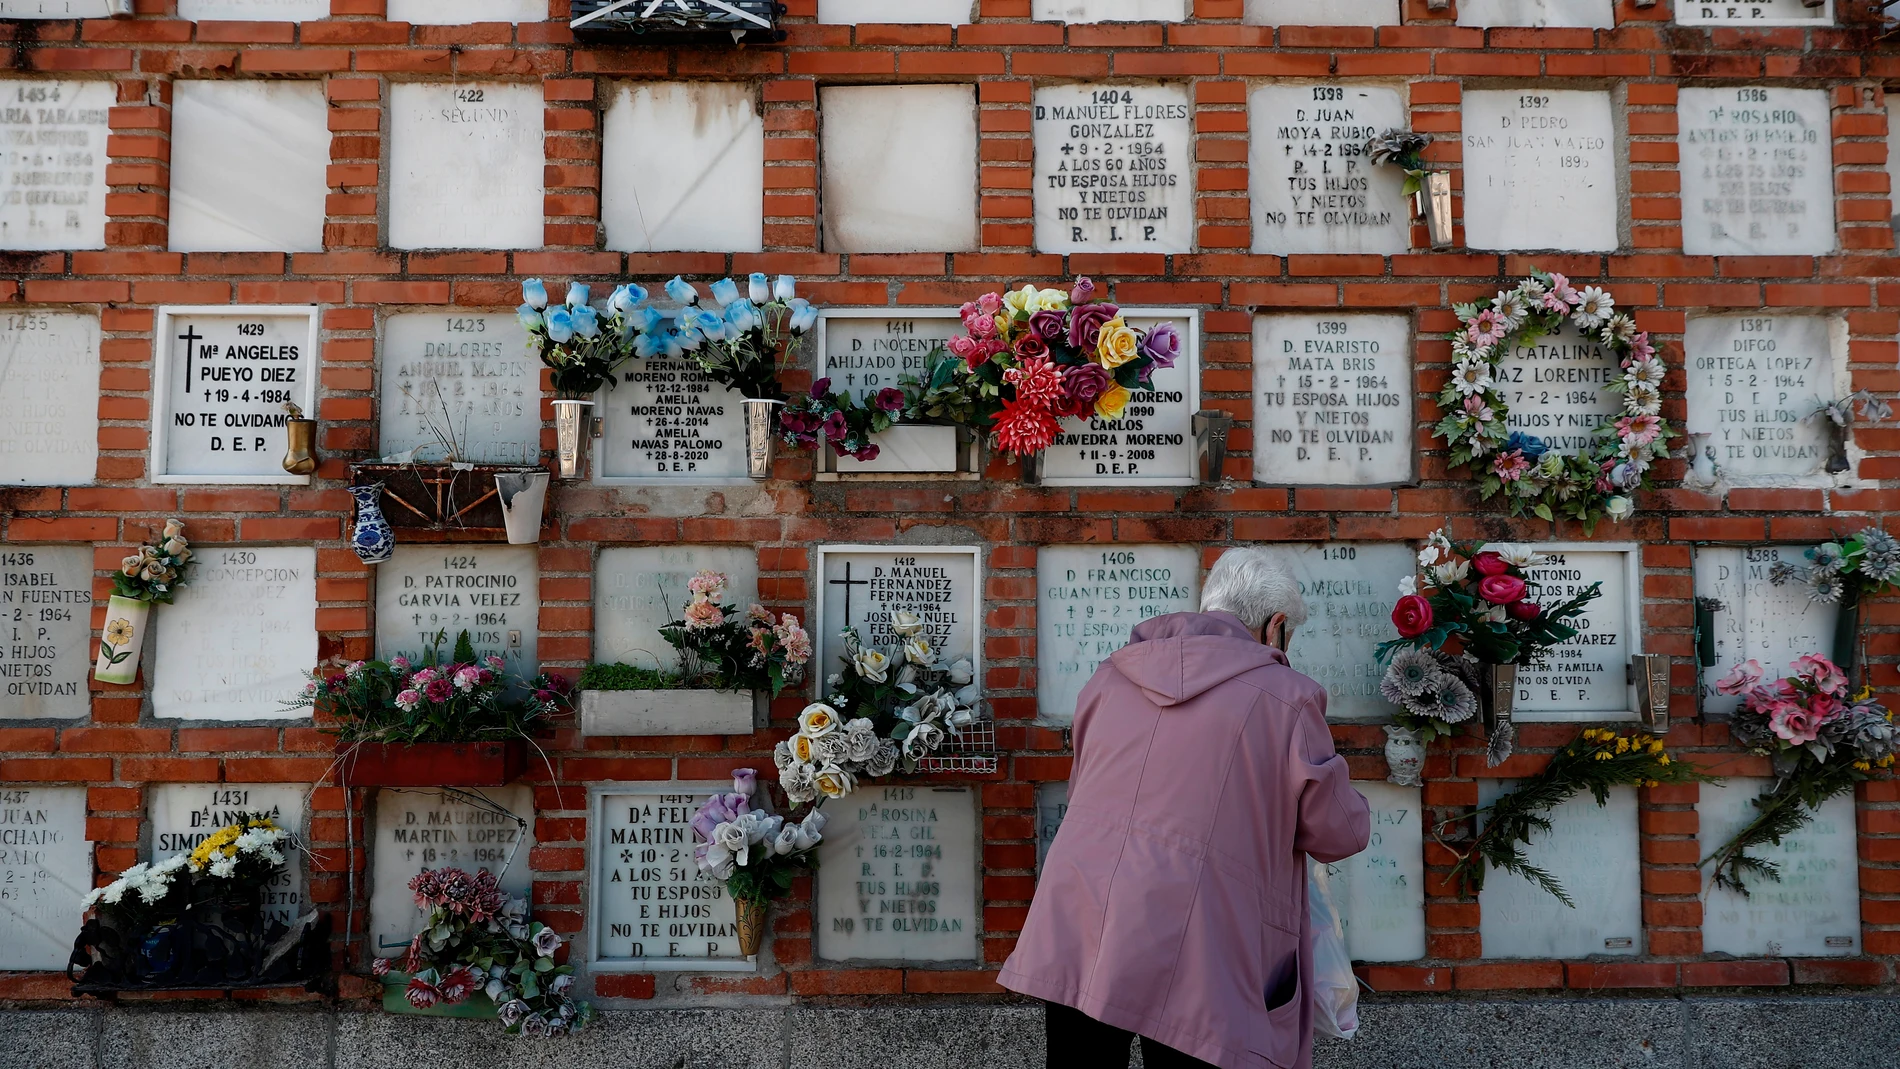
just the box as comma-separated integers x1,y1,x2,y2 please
332,740,526,788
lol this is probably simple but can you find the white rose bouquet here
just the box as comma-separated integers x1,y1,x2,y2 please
690,770,826,914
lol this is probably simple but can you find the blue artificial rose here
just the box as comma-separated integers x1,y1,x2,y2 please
572,306,600,339
748,272,770,304
633,306,665,334
521,278,548,310
564,282,590,309
787,298,818,334
774,274,797,302
709,278,740,307
665,276,698,305
609,284,644,315
726,299,759,334
1503,431,1548,459
662,330,688,358
544,306,575,344
633,332,662,360
516,303,543,331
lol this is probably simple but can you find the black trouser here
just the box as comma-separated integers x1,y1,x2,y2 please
1045,1001,1219,1069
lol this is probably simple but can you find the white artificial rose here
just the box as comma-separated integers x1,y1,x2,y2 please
948,658,974,686
813,763,856,799
903,722,946,759
713,821,750,866
1604,496,1634,522
854,649,890,683
795,809,828,850
890,610,925,638
904,638,936,666
701,843,736,880
798,702,842,737
773,824,800,856
954,683,979,708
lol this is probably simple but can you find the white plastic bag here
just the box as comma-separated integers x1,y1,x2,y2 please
1307,857,1359,1040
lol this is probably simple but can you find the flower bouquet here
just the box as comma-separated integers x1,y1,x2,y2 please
1702,655,1896,895
774,616,982,804
1769,527,1900,669
373,867,591,1037
518,278,649,477
778,374,912,465
1379,530,1601,764
94,519,194,685
689,770,827,956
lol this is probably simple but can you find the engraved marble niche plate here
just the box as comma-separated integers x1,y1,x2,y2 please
1694,546,1836,717
389,83,544,251
820,85,979,254
1036,545,1200,727
0,311,99,486
1683,315,1846,486
1322,782,1426,962
1042,311,1201,485
818,0,975,23
0,786,90,970
178,0,328,19
150,305,319,485
379,313,540,466
1033,83,1193,255
816,309,967,476
150,784,304,927
1252,313,1413,485
1456,0,1613,28
1677,0,1832,26
591,786,751,971
1461,89,1619,253
387,0,547,22
1278,543,1416,723
1678,88,1835,257
1242,0,1398,24
1499,315,1623,457
596,349,753,483
1699,781,1860,957
0,546,94,720
1514,544,1641,722
1033,0,1185,19
370,786,534,957
0,78,111,251
377,546,540,677
153,547,318,721
602,82,763,254
816,546,980,679
168,80,329,254
815,785,980,963
1249,84,1408,256
0,1,119,16
1036,781,1068,870
1478,782,1642,958
594,546,760,672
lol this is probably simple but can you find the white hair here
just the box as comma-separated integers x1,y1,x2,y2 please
1199,547,1308,632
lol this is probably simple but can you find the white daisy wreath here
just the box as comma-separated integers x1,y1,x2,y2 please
1435,270,1674,533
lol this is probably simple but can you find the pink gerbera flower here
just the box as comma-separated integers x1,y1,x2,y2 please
1615,413,1662,446
1492,450,1532,483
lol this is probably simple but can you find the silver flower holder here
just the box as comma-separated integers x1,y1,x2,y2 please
1417,171,1454,251
1630,654,1672,733
742,399,781,480
551,399,595,481
1193,410,1233,485
1482,663,1516,765
1019,450,1044,486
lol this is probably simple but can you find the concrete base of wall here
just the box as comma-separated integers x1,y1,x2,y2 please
3,995,1896,1069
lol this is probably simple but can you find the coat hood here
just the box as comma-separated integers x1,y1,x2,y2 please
1107,611,1286,707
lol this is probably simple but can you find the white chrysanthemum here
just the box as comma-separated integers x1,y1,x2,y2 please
1622,357,1665,388
1572,286,1614,331
1602,313,1637,344
1450,357,1494,396
1623,381,1661,415
1519,278,1548,300
1492,290,1529,327
1450,333,1474,360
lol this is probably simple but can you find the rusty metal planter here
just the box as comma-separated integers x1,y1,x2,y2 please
349,464,544,540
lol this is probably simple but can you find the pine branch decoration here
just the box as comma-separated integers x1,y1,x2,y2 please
1701,762,1862,897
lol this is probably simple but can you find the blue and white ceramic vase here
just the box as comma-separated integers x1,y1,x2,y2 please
348,484,395,564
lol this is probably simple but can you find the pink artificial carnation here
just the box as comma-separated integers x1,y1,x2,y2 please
1492,450,1532,483
1767,700,1823,745
1714,659,1764,696
453,666,481,692
687,570,725,599
684,598,725,632
1790,653,1848,697
370,956,392,978
437,966,479,1004
424,677,452,703
390,655,411,672
409,667,436,687
484,654,505,672
1616,413,1662,446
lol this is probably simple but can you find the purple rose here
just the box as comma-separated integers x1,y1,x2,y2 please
1028,309,1068,343
809,377,832,400
1070,276,1096,305
876,387,905,413
732,768,757,797
1068,302,1120,352
1139,323,1181,371
1063,362,1111,406
823,412,847,442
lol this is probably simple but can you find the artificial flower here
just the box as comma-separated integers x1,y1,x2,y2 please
1094,383,1131,421
799,703,842,737
1391,594,1433,638
1095,317,1143,368
854,649,890,683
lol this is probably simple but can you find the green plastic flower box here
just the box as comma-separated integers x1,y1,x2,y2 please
380,970,499,1020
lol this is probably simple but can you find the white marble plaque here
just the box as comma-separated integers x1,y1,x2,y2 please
1478,782,1641,958
1679,88,1834,257
820,85,978,254
597,358,751,482
153,547,317,721
1036,545,1199,726
592,788,748,969
0,546,93,720
377,546,539,677
1499,316,1623,455
1461,90,1618,253
817,310,963,475
0,1,118,16
169,80,328,254
1033,0,1185,19
1279,543,1416,723
816,784,979,962
370,786,534,957
0,79,111,251
602,82,763,254
151,306,319,484
379,313,540,466
1323,782,1425,962
594,546,760,672
150,784,303,926
1515,545,1638,721
0,311,99,486
1700,781,1859,957
1695,547,1836,717
816,545,979,684
389,83,543,251
1043,312,1199,485
1034,83,1192,254
1035,781,1068,870
178,0,328,18
1253,314,1412,484
819,0,974,21
388,0,547,21
1677,0,1832,25
0,786,90,971
1456,0,1613,27
1683,315,1842,483
1249,84,1408,256
1243,0,1398,24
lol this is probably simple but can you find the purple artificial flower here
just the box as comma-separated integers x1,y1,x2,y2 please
690,791,750,843
1063,362,1111,407
822,412,848,442
1027,309,1068,344
1139,323,1181,371
875,387,905,413
1070,276,1096,305
1068,302,1120,352
810,377,832,400
732,768,758,798
852,444,881,462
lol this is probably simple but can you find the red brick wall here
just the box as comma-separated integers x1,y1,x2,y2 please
1,0,1898,1002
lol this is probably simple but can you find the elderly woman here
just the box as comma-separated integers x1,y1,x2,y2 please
1000,547,1371,1069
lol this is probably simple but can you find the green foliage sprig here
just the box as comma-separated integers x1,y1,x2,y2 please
1701,763,1865,897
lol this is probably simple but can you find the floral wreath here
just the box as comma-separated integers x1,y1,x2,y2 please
1435,270,1674,532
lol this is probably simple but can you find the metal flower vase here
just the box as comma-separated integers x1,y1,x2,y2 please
348,484,395,565
1834,593,1861,671
1383,724,1425,787
281,415,318,476
1481,663,1517,766
734,897,766,957
93,594,150,685
495,470,550,545
1416,171,1454,250
742,398,782,479
552,399,594,480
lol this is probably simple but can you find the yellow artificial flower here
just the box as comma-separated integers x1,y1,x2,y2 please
1855,684,1874,701
1658,754,1671,766
1594,751,1613,761
1649,740,1664,754
1004,284,1068,318
1096,317,1143,368
1094,383,1131,421
1615,737,1630,754
1879,755,1895,768
1854,761,1873,772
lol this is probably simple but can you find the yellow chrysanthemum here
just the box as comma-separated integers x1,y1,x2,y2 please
1094,383,1131,421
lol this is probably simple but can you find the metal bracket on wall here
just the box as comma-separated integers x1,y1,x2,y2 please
1631,654,1673,733
1192,410,1232,485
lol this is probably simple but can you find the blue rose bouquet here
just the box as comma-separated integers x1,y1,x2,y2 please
517,278,650,400
632,273,817,401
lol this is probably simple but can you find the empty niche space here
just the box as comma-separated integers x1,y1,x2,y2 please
819,84,979,254
602,82,765,254
168,80,330,253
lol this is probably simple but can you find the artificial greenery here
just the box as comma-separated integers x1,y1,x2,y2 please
288,630,571,745
576,663,686,691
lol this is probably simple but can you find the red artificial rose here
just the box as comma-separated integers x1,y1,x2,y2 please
1509,601,1542,621
1471,551,1510,577
1391,594,1433,638
1012,333,1049,361
1478,574,1528,605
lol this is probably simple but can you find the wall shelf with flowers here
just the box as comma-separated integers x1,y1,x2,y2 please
570,0,787,43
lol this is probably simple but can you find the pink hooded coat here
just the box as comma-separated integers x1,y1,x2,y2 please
999,611,1371,1069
